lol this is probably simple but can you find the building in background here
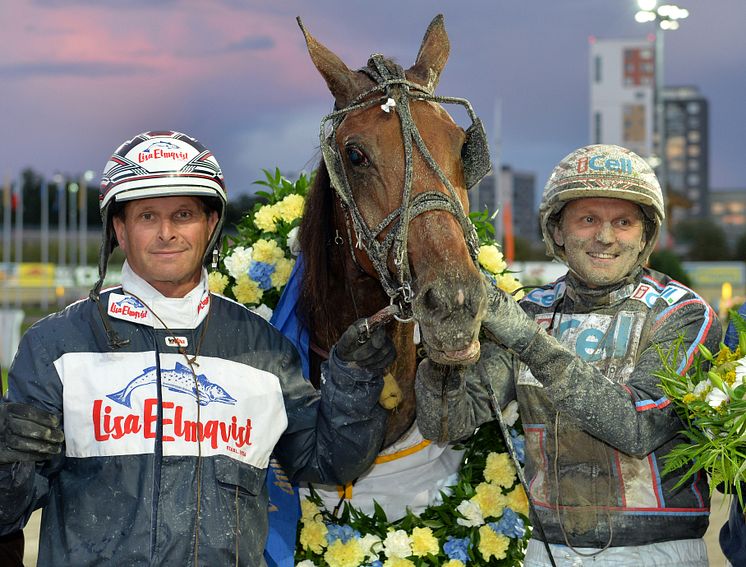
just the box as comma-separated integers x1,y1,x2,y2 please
589,37,655,158
589,38,709,226
663,86,709,219
710,188,746,248
472,166,538,251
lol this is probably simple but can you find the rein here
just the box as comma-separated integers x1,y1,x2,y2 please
320,54,485,321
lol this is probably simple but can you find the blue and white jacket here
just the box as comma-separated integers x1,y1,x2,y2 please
0,263,386,566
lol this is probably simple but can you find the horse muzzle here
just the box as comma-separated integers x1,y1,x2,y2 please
413,275,486,366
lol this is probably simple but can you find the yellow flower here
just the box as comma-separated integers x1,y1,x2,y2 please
484,452,517,488
443,561,466,567
383,558,416,567
410,526,439,557
233,275,263,305
682,393,698,404
271,257,295,289
276,193,305,223
299,520,328,555
472,482,506,519
478,525,510,561
715,344,734,365
252,238,284,263
254,204,279,233
497,273,524,300
478,244,506,274
724,369,737,386
505,485,529,516
207,271,228,295
324,539,366,567
300,498,321,524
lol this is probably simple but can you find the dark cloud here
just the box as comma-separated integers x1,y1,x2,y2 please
4,1,745,194
0,61,154,79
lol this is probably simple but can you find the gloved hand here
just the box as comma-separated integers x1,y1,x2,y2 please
481,283,543,356
335,319,397,374
0,402,64,464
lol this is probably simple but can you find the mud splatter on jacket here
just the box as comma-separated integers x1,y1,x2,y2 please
416,267,720,548
0,266,387,566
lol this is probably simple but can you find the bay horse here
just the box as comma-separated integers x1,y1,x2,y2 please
296,14,490,506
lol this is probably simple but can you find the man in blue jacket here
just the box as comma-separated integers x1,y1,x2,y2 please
0,131,394,566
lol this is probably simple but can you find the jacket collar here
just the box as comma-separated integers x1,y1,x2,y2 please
109,261,211,329
564,268,643,309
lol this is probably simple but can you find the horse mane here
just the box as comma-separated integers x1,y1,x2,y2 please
297,159,336,343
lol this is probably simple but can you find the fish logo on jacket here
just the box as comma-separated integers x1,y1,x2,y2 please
107,362,237,408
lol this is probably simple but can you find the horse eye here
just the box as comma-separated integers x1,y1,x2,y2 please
346,146,370,167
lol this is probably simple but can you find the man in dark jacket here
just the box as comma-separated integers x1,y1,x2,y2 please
416,144,719,566
0,131,394,566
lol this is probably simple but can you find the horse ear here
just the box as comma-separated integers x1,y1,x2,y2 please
408,14,450,92
297,17,365,108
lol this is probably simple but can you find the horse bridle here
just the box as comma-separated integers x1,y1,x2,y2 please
320,54,491,321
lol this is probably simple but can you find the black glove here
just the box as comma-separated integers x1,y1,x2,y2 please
335,319,397,374
481,283,542,355
0,402,64,464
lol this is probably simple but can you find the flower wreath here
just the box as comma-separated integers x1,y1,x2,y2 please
210,170,530,567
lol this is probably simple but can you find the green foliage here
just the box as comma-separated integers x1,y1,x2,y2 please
469,208,497,244
655,319,746,506
648,249,692,287
674,218,730,261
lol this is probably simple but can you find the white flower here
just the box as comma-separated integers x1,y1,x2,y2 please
287,226,301,256
432,472,460,503
224,246,253,280
456,499,485,527
735,356,746,386
705,387,729,408
693,380,711,397
382,529,412,558
501,400,520,427
250,304,273,321
359,533,383,560
295,561,315,567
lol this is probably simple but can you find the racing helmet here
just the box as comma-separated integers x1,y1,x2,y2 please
539,144,664,266
93,130,227,297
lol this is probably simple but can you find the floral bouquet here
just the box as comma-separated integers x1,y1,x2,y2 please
295,419,530,567
208,168,309,320
656,311,746,506
211,170,530,566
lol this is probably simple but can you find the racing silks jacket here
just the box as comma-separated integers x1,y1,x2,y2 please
416,267,720,548
0,264,387,566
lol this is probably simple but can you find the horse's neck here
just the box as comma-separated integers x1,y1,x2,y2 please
311,247,419,448
315,244,388,348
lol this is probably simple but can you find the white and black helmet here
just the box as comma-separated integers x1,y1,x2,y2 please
93,130,227,297
539,144,664,267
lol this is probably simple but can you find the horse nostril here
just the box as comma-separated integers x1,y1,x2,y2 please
422,287,442,312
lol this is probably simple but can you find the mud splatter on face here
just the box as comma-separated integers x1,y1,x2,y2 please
553,198,645,288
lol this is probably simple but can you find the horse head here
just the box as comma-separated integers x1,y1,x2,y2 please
298,15,490,369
